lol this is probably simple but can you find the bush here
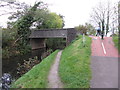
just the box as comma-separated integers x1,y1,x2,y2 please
11,50,59,88
46,38,66,50
113,35,120,53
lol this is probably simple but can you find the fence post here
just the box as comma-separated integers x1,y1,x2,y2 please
82,34,85,47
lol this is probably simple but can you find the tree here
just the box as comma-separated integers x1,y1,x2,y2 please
33,11,63,29
0,0,29,17
111,2,118,35
91,2,105,35
14,2,44,54
90,1,115,36
59,14,65,28
75,23,95,35
75,25,88,35
43,12,63,29
85,23,96,35
118,1,120,45
106,1,110,35
2,2,46,56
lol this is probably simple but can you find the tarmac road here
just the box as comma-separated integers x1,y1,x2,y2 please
90,36,119,88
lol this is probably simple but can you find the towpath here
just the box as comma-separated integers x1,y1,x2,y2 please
47,50,63,88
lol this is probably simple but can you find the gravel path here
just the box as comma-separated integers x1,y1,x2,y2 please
47,50,63,88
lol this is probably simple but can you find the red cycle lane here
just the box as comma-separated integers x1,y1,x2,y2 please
90,36,119,88
91,36,104,56
91,36,119,57
102,37,119,57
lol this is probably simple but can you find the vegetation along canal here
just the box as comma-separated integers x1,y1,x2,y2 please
2,48,45,80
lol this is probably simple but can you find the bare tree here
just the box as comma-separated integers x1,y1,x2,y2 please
0,0,31,28
118,1,120,45
0,0,30,16
90,1,116,36
91,2,107,36
106,1,110,36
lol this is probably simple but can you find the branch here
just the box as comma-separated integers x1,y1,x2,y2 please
93,8,102,21
13,35,23,45
0,12,16,16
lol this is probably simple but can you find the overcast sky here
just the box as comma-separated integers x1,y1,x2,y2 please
0,0,119,28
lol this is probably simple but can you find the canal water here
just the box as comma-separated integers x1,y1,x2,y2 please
2,48,45,80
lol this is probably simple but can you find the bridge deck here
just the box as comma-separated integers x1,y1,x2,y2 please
29,28,72,38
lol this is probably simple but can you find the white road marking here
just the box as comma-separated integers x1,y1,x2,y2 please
101,42,106,54
99,36,101,38
94,37,97,39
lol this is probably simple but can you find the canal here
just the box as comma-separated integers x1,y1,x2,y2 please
2,48,45,80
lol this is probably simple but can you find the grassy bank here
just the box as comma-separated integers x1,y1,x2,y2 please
12,50,59,88
113,35,120,53
59,35,92,88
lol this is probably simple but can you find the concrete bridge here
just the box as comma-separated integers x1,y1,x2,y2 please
29,28,76,50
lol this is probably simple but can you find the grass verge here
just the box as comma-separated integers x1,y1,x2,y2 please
11,50,59,88
113,35,120,53
59,35,92,88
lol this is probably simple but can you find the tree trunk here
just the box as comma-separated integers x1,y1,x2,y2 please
101,20,105,39
106,15,109,36
118,1,120,45
106,1,110,36
102,20,105,35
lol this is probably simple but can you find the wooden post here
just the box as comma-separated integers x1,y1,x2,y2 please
82,34,85,47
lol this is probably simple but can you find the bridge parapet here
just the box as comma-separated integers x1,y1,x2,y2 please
30,29,67,38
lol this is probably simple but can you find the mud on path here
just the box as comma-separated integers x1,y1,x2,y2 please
47,50,63,88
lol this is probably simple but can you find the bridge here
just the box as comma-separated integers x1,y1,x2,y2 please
29,28,76,50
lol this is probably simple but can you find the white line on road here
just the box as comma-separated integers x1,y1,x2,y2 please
101,42,106,54
94,37,97,39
